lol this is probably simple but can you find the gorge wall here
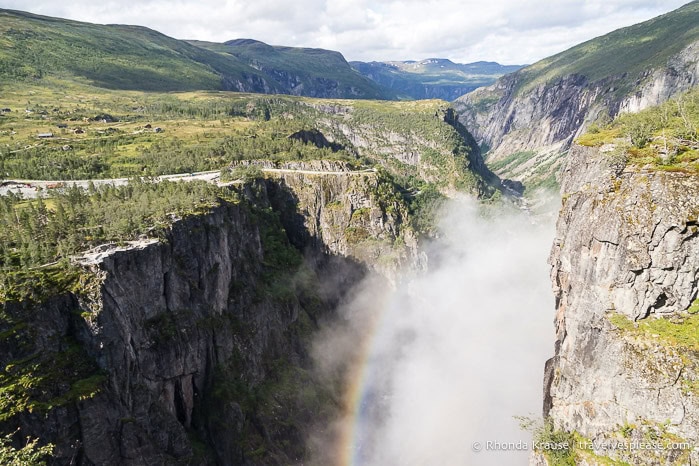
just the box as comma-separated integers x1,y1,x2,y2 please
543,144,699,464
0,170,416,465
454,39,699,190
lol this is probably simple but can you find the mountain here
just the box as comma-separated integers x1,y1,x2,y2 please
454,0,699,191
351,58,523,100
0,9,391,99
191,39,392,99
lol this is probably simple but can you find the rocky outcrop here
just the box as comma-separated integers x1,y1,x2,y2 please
543,144,699,464
0,174,416,464
261,163,422,281
454,39,699,189
315,106,500,197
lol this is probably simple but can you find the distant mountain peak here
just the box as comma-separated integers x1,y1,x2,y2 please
351,59,524,101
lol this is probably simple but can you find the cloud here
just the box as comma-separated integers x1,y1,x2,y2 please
2,0,690,64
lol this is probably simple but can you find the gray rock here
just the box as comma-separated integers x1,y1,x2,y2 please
543,144,699,464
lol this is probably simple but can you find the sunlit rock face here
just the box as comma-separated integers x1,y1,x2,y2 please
542,144,699,465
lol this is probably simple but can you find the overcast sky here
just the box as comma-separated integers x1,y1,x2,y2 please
0,0,691,64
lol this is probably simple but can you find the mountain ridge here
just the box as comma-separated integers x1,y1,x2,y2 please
0,8,390,99
453,0,699,191
351,58,523,101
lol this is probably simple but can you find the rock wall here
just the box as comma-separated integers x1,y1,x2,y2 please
454,40,699,188
543,144,699,464
0,175,416,465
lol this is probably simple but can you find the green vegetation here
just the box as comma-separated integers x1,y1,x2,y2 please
0,87,357,180
0,337,105,421
519,417,576,466
513,1,699,94
520,417,643,466
407,184,445,235
0,9,243,91
0,180,235,292
0,430,54,466
576,86,699,172
608,312,699,351
0,83,486,196
193,39,389,99
489,150,536,173
0,9,388,99
346,100,486,193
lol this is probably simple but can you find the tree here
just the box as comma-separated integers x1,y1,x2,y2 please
0,430,54,466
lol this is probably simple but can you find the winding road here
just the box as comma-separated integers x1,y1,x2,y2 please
0,167,377,199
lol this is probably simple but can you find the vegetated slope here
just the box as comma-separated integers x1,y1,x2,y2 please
0,9,261,92
0,81,497,197
454,0,699,192
192,39,393,99
351,58,523,100
575,85,699,173
0,9,390,98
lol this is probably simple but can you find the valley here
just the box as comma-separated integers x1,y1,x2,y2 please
1,2,699,466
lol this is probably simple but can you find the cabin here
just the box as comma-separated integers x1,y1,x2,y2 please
144,123,152,129
57,123,68,129
74,128,85,134
37,133,54,138
154,127,163,133
0,108,10,113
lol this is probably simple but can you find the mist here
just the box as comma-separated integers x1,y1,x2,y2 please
311,196,557,465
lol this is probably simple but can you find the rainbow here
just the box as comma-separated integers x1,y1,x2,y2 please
336,292,397,466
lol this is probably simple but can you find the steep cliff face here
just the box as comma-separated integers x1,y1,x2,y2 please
543,145,699,464
311,103,499,197
0,175,415,464
454,12,699,190
261,164,421,281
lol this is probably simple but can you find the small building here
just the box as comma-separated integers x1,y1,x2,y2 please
144,123,152,129
154,127,163,133
74,128,85,134
0,108,10,113
38,133,54,138
57,123,68,128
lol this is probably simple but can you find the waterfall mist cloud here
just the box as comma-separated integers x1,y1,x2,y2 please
312,197,557,465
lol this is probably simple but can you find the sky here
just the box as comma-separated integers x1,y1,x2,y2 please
0,0,691,64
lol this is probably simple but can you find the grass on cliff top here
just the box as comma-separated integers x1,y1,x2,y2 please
575,86,699,173
608,311,699,352
0,81,361,180
0,80,487,194
0,180,237,301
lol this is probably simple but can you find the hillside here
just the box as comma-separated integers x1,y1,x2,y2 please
191,39,392,99
454,0,699,191
351,58,523,100
0,9,389,99
0,80,495,196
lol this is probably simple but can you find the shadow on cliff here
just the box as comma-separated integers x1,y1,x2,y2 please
0,180,376,466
